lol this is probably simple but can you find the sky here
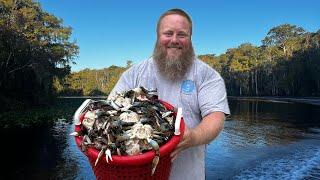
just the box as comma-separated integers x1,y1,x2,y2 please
38,0,320,72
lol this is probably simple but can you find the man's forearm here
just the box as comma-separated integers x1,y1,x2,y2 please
170,111,225,160
190,111,225,146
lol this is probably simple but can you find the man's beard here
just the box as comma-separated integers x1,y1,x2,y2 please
153,41,195,82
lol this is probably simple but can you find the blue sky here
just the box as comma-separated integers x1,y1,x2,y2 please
38,0,320,72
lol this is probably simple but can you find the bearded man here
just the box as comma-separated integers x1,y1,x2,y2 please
109,9,230,180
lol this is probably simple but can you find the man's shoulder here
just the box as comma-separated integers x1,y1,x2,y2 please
191,58,225,87
194,58,221,78
129,57,153,71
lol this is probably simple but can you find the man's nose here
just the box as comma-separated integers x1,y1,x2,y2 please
170,35,179,44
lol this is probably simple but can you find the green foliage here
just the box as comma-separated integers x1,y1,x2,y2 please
199,24,320,96
262,24,305,58
54,66,127,96
0,0,78,111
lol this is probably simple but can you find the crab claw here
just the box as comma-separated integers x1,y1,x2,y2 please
117,148,122,156
95,149,105,166
147,138,159,150
105,149,113,163
69,132,79,136
151,155,160,175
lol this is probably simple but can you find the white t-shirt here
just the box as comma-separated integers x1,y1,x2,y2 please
109,57,230,180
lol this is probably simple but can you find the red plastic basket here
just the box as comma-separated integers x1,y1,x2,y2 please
75,101,185,180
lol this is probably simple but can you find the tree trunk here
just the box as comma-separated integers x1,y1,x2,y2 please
272,74,275,96
255,69,258,96
291,81,295,96
95,72,98,88
251,72,254,95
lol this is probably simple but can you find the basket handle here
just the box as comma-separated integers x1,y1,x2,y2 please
174,107,182,135
73,99,93,125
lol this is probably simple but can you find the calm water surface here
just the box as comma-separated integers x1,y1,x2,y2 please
1,99,320,179
206,99,320,179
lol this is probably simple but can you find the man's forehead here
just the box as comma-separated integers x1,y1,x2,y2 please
160,14,190,25
159,14,191,32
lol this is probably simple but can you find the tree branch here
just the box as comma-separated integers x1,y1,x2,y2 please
6,51,12,68
8,62,33,74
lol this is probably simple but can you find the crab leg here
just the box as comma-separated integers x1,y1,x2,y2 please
105,149,113,163
69,132,79,136
116,148,122,156
147,138,160,175
151,155,160,176
154,111,166,128
80,135,89,152
84,135,92,145
161,111,172,118
110,101,121,110
95,148,105,166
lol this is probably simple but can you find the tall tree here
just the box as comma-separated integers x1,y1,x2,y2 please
0,0,78,110
262,24,305,58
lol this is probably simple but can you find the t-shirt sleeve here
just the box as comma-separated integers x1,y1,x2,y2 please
198,69,230,118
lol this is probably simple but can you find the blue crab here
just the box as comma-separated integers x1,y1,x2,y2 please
125,123,161,175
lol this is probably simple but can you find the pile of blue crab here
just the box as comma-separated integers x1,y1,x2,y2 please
70,87,176,175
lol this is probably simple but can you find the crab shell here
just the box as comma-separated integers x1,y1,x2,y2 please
128,123,153,139
125,139,141,155
119,111,140,123
107,91,123,101
82,110,96,130
114,96,132,108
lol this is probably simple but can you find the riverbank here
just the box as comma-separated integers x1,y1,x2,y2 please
58,96,107,99
3,96,318,129
59,96,320,106
228,96,320,106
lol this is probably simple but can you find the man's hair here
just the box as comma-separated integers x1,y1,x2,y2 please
156,8,193,36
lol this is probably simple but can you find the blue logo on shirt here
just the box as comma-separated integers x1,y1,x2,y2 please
181,80,195,93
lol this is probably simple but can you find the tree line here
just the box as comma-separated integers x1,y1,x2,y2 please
60,24,320,97
1,0,319,112
53,65,127,96
199,24,320,96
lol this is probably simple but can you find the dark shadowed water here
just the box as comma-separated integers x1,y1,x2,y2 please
1,99,320,179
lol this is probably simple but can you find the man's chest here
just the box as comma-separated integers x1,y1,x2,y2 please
135,73,201,127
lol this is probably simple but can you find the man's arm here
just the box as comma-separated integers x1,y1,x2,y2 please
170,111,225,161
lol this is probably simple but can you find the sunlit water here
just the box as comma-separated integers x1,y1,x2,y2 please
1,99,319,179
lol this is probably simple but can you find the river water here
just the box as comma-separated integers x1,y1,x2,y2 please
1,99,320,179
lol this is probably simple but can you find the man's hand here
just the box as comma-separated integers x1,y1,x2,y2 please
170,125,195,162
170,111,225,162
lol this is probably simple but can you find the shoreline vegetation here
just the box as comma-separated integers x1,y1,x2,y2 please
228,96,320,106
58,96,320,106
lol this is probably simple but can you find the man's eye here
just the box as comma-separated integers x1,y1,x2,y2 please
178,34,187,38
164,32,172,36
